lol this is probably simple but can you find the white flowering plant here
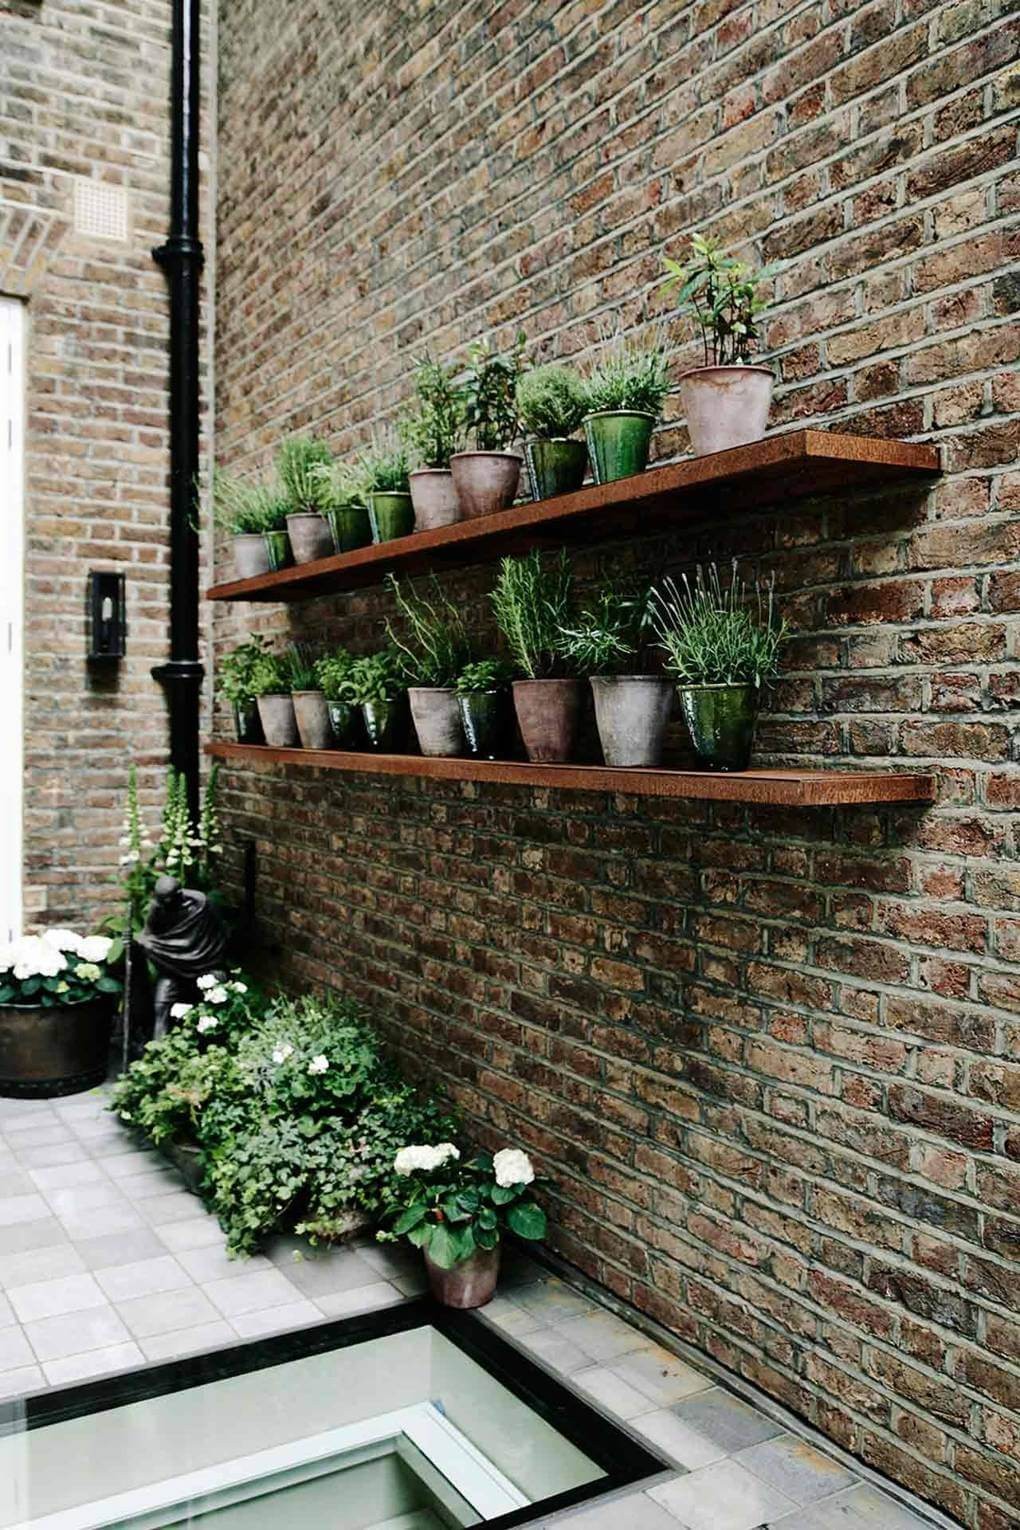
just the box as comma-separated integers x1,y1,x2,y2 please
383,1144,547,1269
0,930,123,1008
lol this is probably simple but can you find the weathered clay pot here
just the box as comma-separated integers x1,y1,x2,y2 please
292,689,333,750
233,533,270,580
591,675,673,768
450,451,522,519
512,679,581,764
234,699,263,745
679,365,773,456
680,682,759,770
458,690,508,760
327,504,372,552
257,693,298,748
409,470,462,531
263,529,292,572
524,438,587,502
361,697,408,752
326,700,363,749
286,512,333,565
0,998,114,1098
583,411,655,483
408,687,464,757
425,1244,501,1309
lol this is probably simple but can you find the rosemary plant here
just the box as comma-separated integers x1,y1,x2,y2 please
650,562,787,687
277,437,333,514
385,575,471,687
491,549,575,680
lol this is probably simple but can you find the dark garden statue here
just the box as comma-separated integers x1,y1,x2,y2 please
137,876,227,1037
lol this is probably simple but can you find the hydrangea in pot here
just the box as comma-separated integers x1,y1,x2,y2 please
384,1143,547,1308
387,574,471,757
455,658,515,760
218,636,269,743
582,330,671,484
451,334,525,518
401,355,466,531
492,549,580,763
0,930,122,1097
560,584,673,767
278,437,335,564
515,363,588,501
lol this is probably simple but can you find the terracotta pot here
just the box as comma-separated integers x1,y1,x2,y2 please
679,365,773,456
285,512,333,565
233,699,263,745
368,492,414,543
512,678,581,764
408,687,464,757
327,504,372,552
257,693,298,748
409,470,462,531
361,696,408,751
0,998,114,1098
458,690,508,760
583,411,655,483
326,700,363,749
232,533,270,580
450,451,522,519
292,689,333,750
680,682,759,770
263,529,292,572
425,1244,501,1309
591,675,673,767
524,438,587,502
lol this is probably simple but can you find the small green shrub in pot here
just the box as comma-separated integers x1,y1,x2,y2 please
451,333,526,519
386,575,471,757
249,650,298,748
359,437,414,543
455,658,515,760
402,355,466,531
346,648,409,751
492,548,580,763
651,560,787,771
284,646,333,751
218,636,269,744
560,585,673,767
582,329,671,484
315,647,363,748
277,436,335,564
212,471,275,580
516,363,589,502
319,460,372,554
0,929,123,1098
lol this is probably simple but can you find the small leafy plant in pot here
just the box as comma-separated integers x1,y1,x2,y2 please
582,330,672,484
249,651,298,748
315,648,363,749
383,1142,547,1309
213,471,273,580
0,930,122,1097
218,636,269,743
560,585,673,768
346,649,409,751
455,659,515,760
516,363,588,501
492,549,580,763
662,235,777,456
651,561,787,770
401,355,466,531
286,647,333,751
359,438,414,543
320,461,372,553
278,436,335,564
451,333,526,518
387,575,471,757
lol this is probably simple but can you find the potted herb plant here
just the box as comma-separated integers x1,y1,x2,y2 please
315,648,363,748
582,331,671,483
402,355,466,530
651,561,787,770
662,235,777,455
320,461,372,553
347,649,408,751
212,471,273,580
256,489,294,572
560,585,673,767
387,575,471,757
278,436,335,564
492,549,579,763
0,930,122,1097
384,1143,547,1309
249,650,298,748
516,363,588,501
218,636,269,744
455,659,515,760
451,333,526,518
286,647,333,751
359,437,413,543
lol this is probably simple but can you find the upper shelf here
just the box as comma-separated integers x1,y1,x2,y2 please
206,429,941,604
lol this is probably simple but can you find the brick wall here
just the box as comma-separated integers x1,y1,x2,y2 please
1,0,212,928
212,3,1019,1525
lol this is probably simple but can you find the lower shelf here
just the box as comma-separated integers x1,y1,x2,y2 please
206,741,936,807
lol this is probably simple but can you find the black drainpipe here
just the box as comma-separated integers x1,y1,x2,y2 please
152,0,204,819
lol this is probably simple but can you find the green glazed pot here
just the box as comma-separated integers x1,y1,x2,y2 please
326,700,363,749
368,492,414,543
583,411,655,484
524,438,588,502
679,683,759,771
361,696,408,752
262,529,292,572
328,504,372,552
233,699,263,745
457,690,507,760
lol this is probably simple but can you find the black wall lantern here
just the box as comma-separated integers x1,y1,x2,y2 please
88,571,126,660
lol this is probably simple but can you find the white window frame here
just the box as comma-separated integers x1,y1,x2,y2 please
0,297,25,943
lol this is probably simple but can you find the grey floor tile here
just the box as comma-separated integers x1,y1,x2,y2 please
102,1149,161,1181
0,1364,44,1399
116,1287,220,1339
0,1193,50,1228
0,1324,36,1370
509,1278,594,1324
556,1309,649,1363
279,1248,380,1299
0,1292,13,1328
176,1244,271,1283
668,1387,784,1456
769,1484,937,1529
8,1272,107,1323
0,1240,85,1289
650,1458,797,1529
8,1141,84,1170
629,1407,733,1471
230,1299,321,1338
139,1319,237,1363
95,1255,192,1303
42,1340,144,1387
57,1202,146,1241
28,1160,109,1192
4,1124,73,1150
156,1214,223,1253
478,1294,546,1337
611,1345,714,1407
22,1305,130,1363
571,1364,655,1420
44,1182,129,1217
737,1434,857,1507
516,1326,595,1376
117,1166,189,1201
0,1171,35,1198
555,1489,681,1528
73,1228,168,1271
0,1215,67,1255
137,1189,205,1226
316,1283,405,1319
203,1268,303,1319
349,1240,423,1282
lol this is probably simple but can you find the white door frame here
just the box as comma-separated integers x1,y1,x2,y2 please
0,297,25,944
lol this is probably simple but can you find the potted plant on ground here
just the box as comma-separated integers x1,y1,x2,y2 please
387,575,471,757
662,235,778,455
451,333,526,518
560,585,673,767
582,330,672,483
492,549,579,763
320,461,372,553
516,363,588,501
358,437,414,543
278,436,335,563
455,658,515,760
212,471,273,580
315,648,363,748
218,636,269,743
383,1143,547,1309
286,646,333,750
0,930,122,1097
346,649,409,751
651,561,787,770
402,355,466,530
249,650,298,748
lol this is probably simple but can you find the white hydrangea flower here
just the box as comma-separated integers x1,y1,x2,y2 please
493,1148,535,1188
393,1142,460,1175
43,929,84,954
196,973,218,990
271,1042,294,1065
76,962,102,982
78,935,113,964
170,1003,193,1020
11,936,67,981
308,1054,329,1075
196,1016,217,1034
206,986,228,1005
230,981,247,994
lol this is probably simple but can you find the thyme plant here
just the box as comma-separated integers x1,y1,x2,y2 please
358,437,411,495
455,658,515,693
650,561,787,687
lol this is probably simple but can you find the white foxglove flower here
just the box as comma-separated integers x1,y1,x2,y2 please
78,935,113,964
308,1054,329,1075
206,986,228,1004
493,1148,535,1188
393,1142,460,1175
196,973,218,990
170,1003,193,1019
271,1043,294,1064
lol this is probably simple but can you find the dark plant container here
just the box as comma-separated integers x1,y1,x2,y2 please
680,682,759,771
408,687,464,757
458,690,508,760
257,693,298,748
524,438,587,502
292,689,333,750
262,529,292,572
361,696,408,752
328,504,372,553
368,492,414,543
583,411,655,484
162,1137,204,1195
0,998,115,1098
424,1245,501,1309
233,699,263,745
326,700,363,749
286,512,333,565
512,678,581,764
233,533,271,580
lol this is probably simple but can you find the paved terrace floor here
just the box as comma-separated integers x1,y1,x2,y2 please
0,1087,947,1530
